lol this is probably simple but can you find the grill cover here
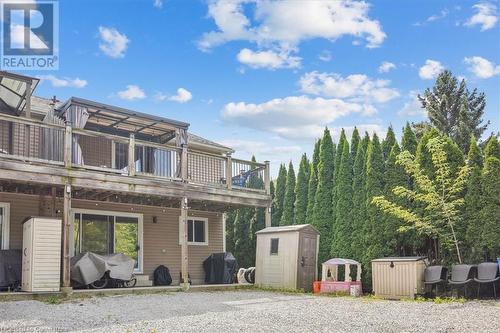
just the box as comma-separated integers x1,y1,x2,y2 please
70,252,135,285
0,250,21,288
203,252,238,284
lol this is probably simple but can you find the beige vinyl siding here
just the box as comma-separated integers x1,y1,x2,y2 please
0,192,224,285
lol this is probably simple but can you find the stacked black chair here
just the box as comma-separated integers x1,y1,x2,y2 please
424,265,448,296
448,264,476,298
474,262,500,298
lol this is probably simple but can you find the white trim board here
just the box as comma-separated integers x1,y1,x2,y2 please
0,202,10,250
178,216,209,246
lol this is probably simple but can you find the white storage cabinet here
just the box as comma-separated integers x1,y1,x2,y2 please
22,217,62,292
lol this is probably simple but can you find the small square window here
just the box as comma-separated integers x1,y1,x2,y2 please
181,218,208,245
270,238,279,255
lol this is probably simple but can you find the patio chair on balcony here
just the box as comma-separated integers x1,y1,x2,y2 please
448,264,476,298
474,262,499,298
424,265,448,296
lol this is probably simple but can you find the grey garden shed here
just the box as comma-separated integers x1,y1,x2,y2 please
255,224,320,292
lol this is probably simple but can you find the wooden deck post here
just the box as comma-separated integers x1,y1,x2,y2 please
64,125,72,168
180,143,188,181
128,133,135,176
62,183,72,292
264,161,272,227
180,196,189,289
226,153,232,189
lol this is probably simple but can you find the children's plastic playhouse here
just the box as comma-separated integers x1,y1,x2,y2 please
313,258,362,296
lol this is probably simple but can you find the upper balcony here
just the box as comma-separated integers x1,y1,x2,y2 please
0,72,271,208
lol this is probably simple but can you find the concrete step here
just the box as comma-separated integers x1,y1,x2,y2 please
135,274,153,287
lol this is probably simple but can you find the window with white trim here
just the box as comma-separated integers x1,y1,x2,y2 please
179,217,208,245
0,202,10,250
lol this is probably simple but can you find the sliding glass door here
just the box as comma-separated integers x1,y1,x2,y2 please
73,210,142,271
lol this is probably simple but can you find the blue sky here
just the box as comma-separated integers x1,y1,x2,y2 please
22,0,500,177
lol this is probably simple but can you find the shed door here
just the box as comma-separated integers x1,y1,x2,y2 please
299,235,317,292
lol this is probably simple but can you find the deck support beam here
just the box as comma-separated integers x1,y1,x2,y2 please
61,183,72,291
180,196,189,289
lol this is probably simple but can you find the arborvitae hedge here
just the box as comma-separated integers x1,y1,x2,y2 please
225,125,498,290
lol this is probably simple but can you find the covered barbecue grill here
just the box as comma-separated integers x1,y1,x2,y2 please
0,250,21,290
203,252,238,284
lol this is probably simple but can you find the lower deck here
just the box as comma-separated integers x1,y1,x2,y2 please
0,192,226,286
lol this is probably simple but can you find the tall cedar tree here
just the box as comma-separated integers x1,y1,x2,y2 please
248,156,266,264
233,209,253,268
351,133,369,262
400,123,420,253
351,127,361,162
480,155,500,259
363,133,385,288
382,126,396,160
401,122,418,154
418,70,488,152
331,130,344,223
383,142,407,255
294,154,310,225
225,210,237,253
331,138,353,258
484,135,500,159
280,161,296,225
306,139,321,224
464,136,484,262
312,128,335,266
272,164,287,225
270,181,277,226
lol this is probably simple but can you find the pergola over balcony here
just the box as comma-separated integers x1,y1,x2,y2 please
57,97,189,145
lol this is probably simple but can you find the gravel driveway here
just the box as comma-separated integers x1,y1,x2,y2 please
0,290,499,332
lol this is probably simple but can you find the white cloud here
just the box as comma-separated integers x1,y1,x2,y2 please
464,56,500,78
464,2,498,31
398,90,426,117
237,48,300,69
169,88,192,103
219,139,301,156
98,26,129,58
318,50,333,62
427,8,449,22
154,91,168,101
199,0,385,69
419,59,444,79
153,0,163,9
222,95,376,140
117,85,146,100
39,75,87,88
413,8,449,26
378,61,396,73
299,71,399,104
